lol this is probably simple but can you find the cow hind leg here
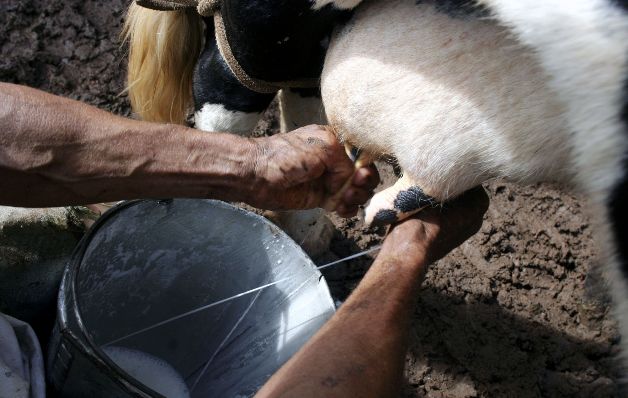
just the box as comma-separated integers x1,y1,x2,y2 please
610,143,628,378
278,88,326,132
194,36,335,257
269,88,335,258
192,23,334,257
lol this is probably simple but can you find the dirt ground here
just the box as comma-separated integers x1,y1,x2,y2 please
1,1,622,396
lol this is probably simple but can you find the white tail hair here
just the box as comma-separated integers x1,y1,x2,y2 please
122,3,203,124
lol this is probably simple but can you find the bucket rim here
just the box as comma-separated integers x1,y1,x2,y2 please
57,198,335,397
60,199,165,397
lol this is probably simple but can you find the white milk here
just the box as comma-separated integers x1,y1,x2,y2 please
103,346,191,398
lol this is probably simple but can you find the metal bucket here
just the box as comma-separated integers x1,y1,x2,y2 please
47,199,336,397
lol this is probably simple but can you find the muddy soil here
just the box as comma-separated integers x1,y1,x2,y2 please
1,1,622,396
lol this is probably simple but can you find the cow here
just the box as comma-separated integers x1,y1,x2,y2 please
321,0,628,371
123,0,628,373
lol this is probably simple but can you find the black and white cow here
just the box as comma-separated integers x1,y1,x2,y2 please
125,0,628,372
321,0,628,371
125,0,353,130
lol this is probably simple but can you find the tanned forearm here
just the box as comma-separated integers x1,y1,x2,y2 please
0,83,258,207
256,188,489,398
256,222,432,398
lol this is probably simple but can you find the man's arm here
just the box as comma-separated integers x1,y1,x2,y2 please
0,83,377,213
0,83,257,207
256,187,489,398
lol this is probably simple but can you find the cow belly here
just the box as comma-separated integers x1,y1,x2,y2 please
321,0,572,201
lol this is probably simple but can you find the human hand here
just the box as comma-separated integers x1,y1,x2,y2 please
380,187,490,267
248,125,379,216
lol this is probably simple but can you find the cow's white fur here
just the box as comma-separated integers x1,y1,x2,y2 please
478,0,628,204
311,0,363,11
194,103,262,135
322,0,628,371
323,0,573,202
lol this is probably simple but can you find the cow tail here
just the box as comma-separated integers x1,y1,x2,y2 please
122,3,203,124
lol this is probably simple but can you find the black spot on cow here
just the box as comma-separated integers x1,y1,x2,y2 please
392,164,403,178
612,0,628,12
610,74,628,280
416,0,490,19
193,18,275,113
622,70,628,126
221,0,353,84
393,186,436,213
610,156,628,280
372,209,399,226
290,87,321,98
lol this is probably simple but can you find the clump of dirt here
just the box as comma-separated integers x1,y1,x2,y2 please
1,0,130,115
1,1,621,396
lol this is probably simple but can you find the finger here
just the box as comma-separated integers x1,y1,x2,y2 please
443,186,489,233
343,187,374,207
278,181,327,210
451,186,490,214
352,165,380,189
421,186,489,226
298,124,340,148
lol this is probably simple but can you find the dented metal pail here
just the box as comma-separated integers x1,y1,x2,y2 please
47,199,335,397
